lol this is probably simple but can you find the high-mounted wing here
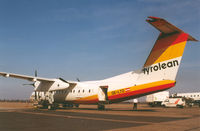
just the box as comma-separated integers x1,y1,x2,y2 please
0,72,77,92
0,72,56,91
0,72,54,82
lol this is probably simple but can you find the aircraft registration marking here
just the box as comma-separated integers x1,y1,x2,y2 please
111,89,125,96
111,88,131,96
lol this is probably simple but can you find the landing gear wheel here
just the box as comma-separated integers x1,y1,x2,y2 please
75,104,79,108
48,104,56,110
68,104,73,108
98,104,105,110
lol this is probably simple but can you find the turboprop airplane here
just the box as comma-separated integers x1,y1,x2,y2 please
0,16,198,110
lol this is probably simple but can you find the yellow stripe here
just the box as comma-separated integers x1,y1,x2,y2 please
145,41,186,66
107,80,175,97
75,80,175,102
129,80,174,91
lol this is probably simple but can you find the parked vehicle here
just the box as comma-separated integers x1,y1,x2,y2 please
161,97,185,108
146,91,169,106
172,92,200,107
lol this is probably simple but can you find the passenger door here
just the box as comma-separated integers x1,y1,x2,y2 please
98,86,108,102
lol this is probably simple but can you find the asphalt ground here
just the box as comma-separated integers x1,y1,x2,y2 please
0,103,199,131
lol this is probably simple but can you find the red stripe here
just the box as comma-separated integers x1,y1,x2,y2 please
108,82,175,100
152,33,188,52
71,82,175,104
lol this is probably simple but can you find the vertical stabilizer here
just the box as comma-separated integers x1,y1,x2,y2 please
138,17,198,84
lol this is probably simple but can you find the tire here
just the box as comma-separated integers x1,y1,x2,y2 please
75,104,79,108
176,105,184,108
69,104,73,108
48,104,56,110
98,104,105,110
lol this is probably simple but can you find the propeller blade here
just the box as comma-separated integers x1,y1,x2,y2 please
35,70,37,77
59,77,69,83
23,83,34,86
76,78,80,82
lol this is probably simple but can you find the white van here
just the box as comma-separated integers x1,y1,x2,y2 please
161,98,185,108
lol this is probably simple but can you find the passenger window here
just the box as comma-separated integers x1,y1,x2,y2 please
78,90,80,93
89,89,91,93
73,90,75,93
83,90,84,93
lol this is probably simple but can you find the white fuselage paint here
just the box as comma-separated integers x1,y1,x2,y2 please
36,57,181,104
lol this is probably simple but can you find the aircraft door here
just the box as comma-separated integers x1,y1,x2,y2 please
98,86,108,102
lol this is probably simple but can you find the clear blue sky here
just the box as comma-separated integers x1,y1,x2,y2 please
0,0,199,99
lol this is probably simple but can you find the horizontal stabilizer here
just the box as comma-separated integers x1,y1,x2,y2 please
146,16,198,42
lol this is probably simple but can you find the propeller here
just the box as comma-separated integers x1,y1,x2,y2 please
35,70,37,77
76,78,80,82
22,70,38,100
23,83,35,86
22,70,38,87
59,77,69,83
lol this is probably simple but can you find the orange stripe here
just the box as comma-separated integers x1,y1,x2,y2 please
73,80,175,104
153,33,188,51
75,95,98,102
107,80,175,97
144,32,188,67
175,99,180,104
108,81,175,102
145,41,186,66
129,80,175,92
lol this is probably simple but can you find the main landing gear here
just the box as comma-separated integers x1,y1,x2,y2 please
98,104,105,110
48,104,57,110
47,103,80,110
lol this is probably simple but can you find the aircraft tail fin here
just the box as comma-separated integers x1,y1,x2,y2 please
140,16,198,82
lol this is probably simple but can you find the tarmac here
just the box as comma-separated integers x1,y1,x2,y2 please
0,102,199,131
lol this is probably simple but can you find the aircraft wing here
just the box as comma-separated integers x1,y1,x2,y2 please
0,72,77,92
0,72,56,91
0,72,54,82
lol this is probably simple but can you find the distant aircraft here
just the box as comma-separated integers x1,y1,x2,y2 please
0,17,198,110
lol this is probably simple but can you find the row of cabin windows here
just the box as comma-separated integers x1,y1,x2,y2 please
74,89,91,93
183,95,200,98
55,89,92,94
